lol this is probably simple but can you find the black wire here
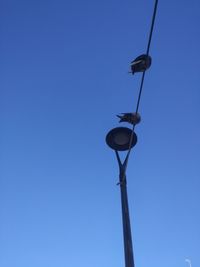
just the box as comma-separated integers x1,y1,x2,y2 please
136,0,158,115
146,0,159,56
135,71,146,114
123,0,159,173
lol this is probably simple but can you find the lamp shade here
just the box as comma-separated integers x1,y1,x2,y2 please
106,127,137,151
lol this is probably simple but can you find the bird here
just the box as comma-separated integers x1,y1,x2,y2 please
117,112,141,125
130,54,152,75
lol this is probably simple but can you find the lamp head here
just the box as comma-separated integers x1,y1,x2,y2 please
106,127,137,151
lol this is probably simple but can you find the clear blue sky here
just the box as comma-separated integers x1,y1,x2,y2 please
0,0,200,267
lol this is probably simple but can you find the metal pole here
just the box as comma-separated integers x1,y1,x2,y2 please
116,151,135,267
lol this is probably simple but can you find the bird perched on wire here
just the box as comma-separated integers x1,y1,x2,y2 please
117,112,141,125
130,54,152,75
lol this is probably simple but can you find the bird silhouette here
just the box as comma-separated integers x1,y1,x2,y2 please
130,54,152,75
117,112,141,125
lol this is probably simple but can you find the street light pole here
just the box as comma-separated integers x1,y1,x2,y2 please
116,150,135,267
106,127,137,267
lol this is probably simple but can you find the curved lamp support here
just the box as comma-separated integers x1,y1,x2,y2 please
115,150,135,267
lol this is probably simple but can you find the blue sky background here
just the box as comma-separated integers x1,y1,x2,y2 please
0,0,200,267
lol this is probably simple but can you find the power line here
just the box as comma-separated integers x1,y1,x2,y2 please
124,0,159,174
136,0,159,115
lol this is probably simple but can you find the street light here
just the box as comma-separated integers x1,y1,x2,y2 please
185,259,192,267
106,126,137,267
105,1,158,265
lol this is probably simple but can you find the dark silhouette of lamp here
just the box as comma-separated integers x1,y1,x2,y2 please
106,127,137,151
